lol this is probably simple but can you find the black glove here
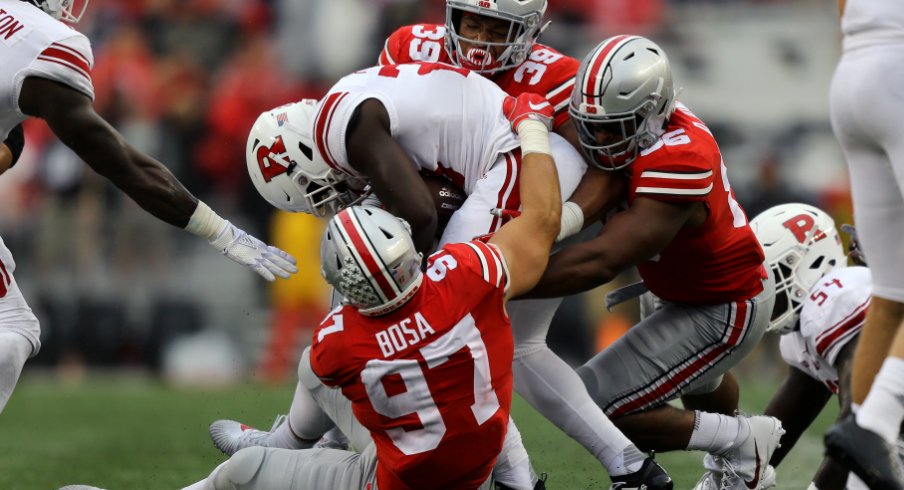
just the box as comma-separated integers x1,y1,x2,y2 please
3,123,24,168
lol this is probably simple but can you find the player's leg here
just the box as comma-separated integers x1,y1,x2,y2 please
184,444,379,490
0,239,40,414
824,47,904,489
579,276,780,485
508,297,646,478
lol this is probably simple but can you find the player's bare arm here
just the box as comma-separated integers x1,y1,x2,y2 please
0,142,11,175
18,77,297,281
811,341,858,490
489,135,561,299
18,77,197,227
345,99,438,255
764,366,833,468
525,198,703,299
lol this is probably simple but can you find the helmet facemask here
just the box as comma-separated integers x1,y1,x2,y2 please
444,1,547,74
571,95,664,171
26,0,89,23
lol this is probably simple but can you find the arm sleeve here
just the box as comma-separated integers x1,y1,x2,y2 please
3,124,24,168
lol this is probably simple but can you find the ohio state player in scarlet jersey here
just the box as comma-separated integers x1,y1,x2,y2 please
527,36,784,489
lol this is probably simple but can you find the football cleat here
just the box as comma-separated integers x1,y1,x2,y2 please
609,456,673,490
209,414,287,456
716,416,784,490
825,417,904,490
58,486,106,490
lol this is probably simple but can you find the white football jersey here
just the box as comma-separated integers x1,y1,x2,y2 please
0,0,94,140
841,0,904,48
312,63,519,194
780,266,871,393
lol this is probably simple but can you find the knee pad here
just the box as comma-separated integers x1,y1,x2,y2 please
214,447,267,489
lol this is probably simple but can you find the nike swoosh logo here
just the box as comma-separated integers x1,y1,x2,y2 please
528,101,551,111
745,442,761,489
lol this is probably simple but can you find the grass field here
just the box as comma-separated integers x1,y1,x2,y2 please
0,373,837,490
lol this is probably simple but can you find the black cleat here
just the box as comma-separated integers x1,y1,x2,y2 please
609,456,673,490
825,417,904,490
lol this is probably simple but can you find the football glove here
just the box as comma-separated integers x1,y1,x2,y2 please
209,221,298,281
502,93,554,133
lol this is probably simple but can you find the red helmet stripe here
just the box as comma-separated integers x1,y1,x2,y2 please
336,209,401,302
582,35,634,107
314,92,349,173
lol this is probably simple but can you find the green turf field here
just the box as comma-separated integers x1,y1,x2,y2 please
0,374,836,489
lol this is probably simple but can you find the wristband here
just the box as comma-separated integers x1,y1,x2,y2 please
185,200,227,241
557,201,584,242
517,119,551,156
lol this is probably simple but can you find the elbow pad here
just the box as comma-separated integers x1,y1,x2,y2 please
3,124,24,168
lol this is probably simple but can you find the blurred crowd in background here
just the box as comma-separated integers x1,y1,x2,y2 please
0,0,851,385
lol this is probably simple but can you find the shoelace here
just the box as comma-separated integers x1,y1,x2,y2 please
719,459,743,490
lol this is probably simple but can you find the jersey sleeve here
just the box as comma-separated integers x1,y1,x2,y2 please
778,334,811,378
309,310,353,388
436,241,510,293
312,89,387,179
24,34,94,100
543,57,579,130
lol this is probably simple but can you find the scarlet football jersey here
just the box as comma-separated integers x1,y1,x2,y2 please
781,266,871,394
379,24,579,129
311,241,513,490
0,0,95,140
629,104,766,304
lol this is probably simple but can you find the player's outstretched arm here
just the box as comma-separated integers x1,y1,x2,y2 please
811,341,858,490
489,94,562,299
524,197,699,299
18,77,297,281
345,99,438,256
763,366,833,468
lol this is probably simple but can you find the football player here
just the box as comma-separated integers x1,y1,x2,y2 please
213,1,657,482
523,35,784,489
823,0,904,488
220,61,674,488
696,204,878,490
182,103,655,490
0,0,297,414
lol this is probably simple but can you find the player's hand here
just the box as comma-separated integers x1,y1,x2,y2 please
503,93,554,133
209,221,298,281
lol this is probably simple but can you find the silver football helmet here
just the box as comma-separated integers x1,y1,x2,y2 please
750,203,845,334
321,206,424,316
570,35,676,171
246,100,365,217
444,0,549,74
23,0,88,23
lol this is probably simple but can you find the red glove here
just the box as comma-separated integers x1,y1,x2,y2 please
503,93,554,133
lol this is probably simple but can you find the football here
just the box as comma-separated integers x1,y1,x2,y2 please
421,172,466,228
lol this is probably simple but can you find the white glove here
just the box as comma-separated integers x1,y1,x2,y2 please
209,221,298,281
806,483,819,490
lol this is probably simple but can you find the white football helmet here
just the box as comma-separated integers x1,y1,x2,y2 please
570,35,676,171
750,203,845,334
246,100,366,217
321,206,424,316
444,0,549,74
23,0,88,23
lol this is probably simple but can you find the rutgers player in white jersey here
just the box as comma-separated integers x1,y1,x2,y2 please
824,0,904,488
178,95,566,490
696,204,879,490
0,0,298,414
